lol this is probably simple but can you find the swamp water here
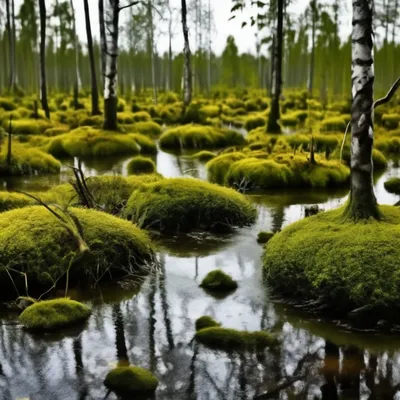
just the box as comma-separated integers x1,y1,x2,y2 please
1,150,400,400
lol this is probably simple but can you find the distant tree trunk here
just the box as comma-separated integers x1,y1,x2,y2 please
147,0,157,104
269,34,276,95
5,0,16,92
181,0,192,108
103,0,119,131
166,2,173,92
70,0,82,109
38,0,50,119
11,0,17,91
207,0,212,93
99,0,107,90
308,0,317,96
266,0,283,133
344,0,379,221
84,0,101,115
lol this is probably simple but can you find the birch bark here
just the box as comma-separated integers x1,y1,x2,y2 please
181,0,192,108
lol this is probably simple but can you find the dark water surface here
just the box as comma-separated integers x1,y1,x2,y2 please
1,151,400,400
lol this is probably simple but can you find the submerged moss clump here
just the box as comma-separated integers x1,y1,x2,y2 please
263,206,400,313
124,178,256,233
127,156,156,175
104,366,158,395
200,269,238,291
384,177,400,194
195,327,277,351
257,231,274,244
19,299,91,331
195,316,221,331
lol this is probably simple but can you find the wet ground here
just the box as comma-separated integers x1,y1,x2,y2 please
1,150,400,400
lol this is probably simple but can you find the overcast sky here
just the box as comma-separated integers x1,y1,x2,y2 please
14,0,353,55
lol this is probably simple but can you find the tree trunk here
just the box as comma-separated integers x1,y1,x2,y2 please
147,0,157,104
84,0,101,115
38,0,50,119
181,0,192,108
70,0,82,109
103,0,119,131
207,0,212,93
99,0,107,90
5,0,16,92
308,0,317,96
269,34,276,95
266,0,283,134
344,0,379,221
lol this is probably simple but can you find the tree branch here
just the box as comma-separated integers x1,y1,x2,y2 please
118,1,140,12
373,76,400,109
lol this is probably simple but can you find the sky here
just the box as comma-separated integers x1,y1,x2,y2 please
14,0,353,55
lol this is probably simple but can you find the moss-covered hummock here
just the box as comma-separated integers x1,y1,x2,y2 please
195,327,277,351
263,206,400,315
124,178,256,233
104,366,158,395
384,178,400,194
19,298,91,330
200,269,238,291
188,150,216,162
0,191,35,212
127,156,156,175
0,206,154,298
257,231,274,244
195,315,221,331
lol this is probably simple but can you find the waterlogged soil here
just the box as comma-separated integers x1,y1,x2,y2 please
0,150,400,399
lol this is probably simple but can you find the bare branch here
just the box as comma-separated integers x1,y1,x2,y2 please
373,76,400,109
118,1,140,12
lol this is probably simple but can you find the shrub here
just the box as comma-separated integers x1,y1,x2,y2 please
257,231,274,244
124,178,256,233
384,178,400,194
244,115,266,131
159,125,244,150
195,316,221,331
19,299,91,331
263,206,400,314
200,269,238,291
382,114,400,130
104,366,158,395
0,206,155,298
127,156,156,175
188,150,216,162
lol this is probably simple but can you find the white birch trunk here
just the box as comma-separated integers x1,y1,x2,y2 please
181,0,192,107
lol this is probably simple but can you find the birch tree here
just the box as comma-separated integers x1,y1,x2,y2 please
69,0,81,109
181,0,192,108
38,0,50,118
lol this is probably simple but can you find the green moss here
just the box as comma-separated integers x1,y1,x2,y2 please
188,150,216,162
200,269,238,291
127,133,157,154
320,116,347,132
132,111,152,122
104,366,158,395
206,152,247,184
127,156,156,175
19,299,91,331
159,124,244,150
124,178,256,233
0,191,35,212
4,119,53,135
0,206,155,298
195,327,277,351
199,105,220,119
382,114,400,130
257,231,274,244
384,178,400,194
43,126,70,136
263,206,400,312
244,115,266,131
0,98,17,111
225,98,245,109
129,121,162,137
195,315,221,331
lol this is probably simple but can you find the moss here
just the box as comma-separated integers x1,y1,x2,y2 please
280,114,298,127
4,119,53,135
159,124,245,150
199,105,220,119
263,206,400,313
195,327,277,351
104,366,158,395
124,178,256,233
384,178,400,194
19,299,91,331
188,150,216,162
127,156,156,175
225,98,245,109
382,114,400,130
200,269,238,291
195,315,221,331
375,136,400,154
0,206,154,298
206,152,247,184
43,126,70,136
128,133,157,154
257,231,274,244
0,191,35,212
244,115,266,131
0,98,17,111
320,116,347,132
129,121,162,137
132,111,152,122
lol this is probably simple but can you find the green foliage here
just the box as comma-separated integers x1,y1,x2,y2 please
263,206,400,312
127,156,156,175
104,366,159,395
257,231,274,244
384,178,400,194
159,125,245,150
244,115,266,131
195,327,277,351
382,114,400,130
195,316,221,331
19,299,91,331
200,269,238,291
124,178,256,233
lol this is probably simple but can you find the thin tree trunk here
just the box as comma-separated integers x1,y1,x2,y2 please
99,0,107,90
181,0,192,108
207,0,212,93
308,0,317,96
103,0,119,131
166,2,173,92
269,34,276,96
39,0,50,119
147,0,157,104
5,0,14,92
70,0,82,109
344,0,379,221
84,0,101,115
266,0,283,133
10,0,17,92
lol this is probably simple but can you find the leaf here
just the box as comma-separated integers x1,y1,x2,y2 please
228,15,236,21
242,21,247,28
230,3,243,13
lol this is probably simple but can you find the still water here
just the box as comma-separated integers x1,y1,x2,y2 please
0,150,400,400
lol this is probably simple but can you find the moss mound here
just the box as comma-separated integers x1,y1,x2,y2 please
124,178,256,233
128,121,162,137
104,366,158,395
200,269,238,291
384,178,400,194
195,327,277,351
0,191,35,212
195,316,221,331
19,299,91,331
188,150,216,162
127,133,157,154
127,156,156,175
0,206,154,298
263,206,400,313
159,124,245,150
257,231,274,244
